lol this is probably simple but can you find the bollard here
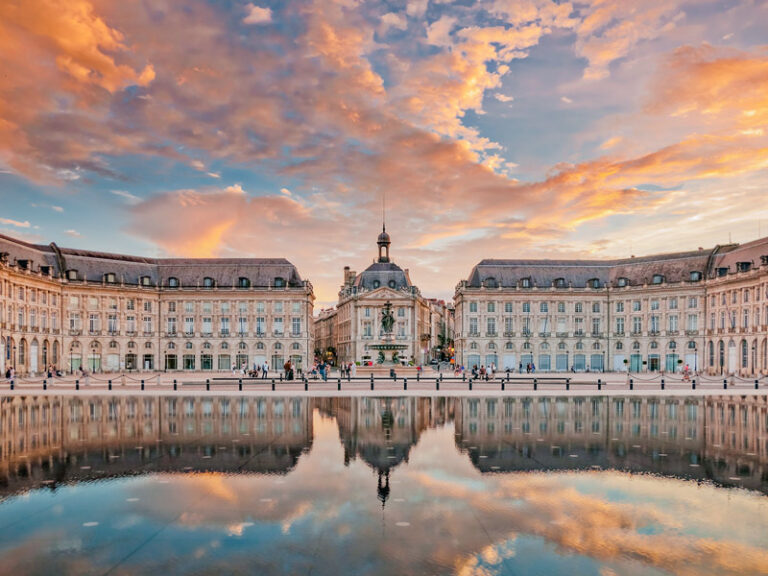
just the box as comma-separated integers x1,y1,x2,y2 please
755,379,759,390
661,378,665,391
305,380,308,391
272,379,276,391
239,378,243,392
141,379,145,391
416,371,420,382
10,379,14,391
469,379,473,391
462,373,466,382
501,380,505,391
534,378,538,391
404,378,408,391
629,378,634,391
370,374,374,391
598,379,602,391
437,379,440,391
337,379,341,391
723,379,727,390
173,379,177,391
206,379,210,391
566,381,570,391
43,379,47,391
280,373,283,382
108,379,112,391
692,379,696,390
76,379,79,391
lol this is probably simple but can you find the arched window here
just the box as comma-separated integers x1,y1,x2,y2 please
238,277,250,289
203,277,215,288
388,280,396,288
109,340,118,349
239,342,247,350
203,342,212,349
616,341,623,350
558,342,566,350
275,342,283,350
470,341,478,350
274,277,285,288
256,342,265,350
540,342,549,350
588,278,601,289
575,341,584,350
484,277,497,288
488,342,497,350
632,341,640,350
592,342,600,350
669,341,676,349
373,280,380,289
652,274,664,284
523,342,532,350
741,339,748,368
708,341,714,367
553,278,566,288
168,342,176,350
687,341,696,349
186,342,193,350
505,342,514,350
221,342,229,350
167,277,180,288
292,342,301,350
616,277,629,287
650,341,658,349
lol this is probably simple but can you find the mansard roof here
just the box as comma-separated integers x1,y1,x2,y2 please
0,233,305,287
466,248,712,288
354,260,412,291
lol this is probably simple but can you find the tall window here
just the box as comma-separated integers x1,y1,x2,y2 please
615,317,625,334
89,313,99,333
167,317,177,334
292,317,301,335
469,317,478,335
487,317,496,335
274,317,284,335
669,315,678,332
143,316,153,333
202,317,212,334
220,317,230,334
184,317,194,334
469,302,478,313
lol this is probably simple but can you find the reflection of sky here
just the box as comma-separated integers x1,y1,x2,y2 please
0,410,767,576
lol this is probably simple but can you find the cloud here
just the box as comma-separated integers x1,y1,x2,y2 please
0,217,31,228
494,94,514,103
406,0,429,19
425,15,456,46
280,187,292,196
381,12,408,33
111,190,142,205
561,96,573,104
599,136,623,150
243,4,272,25
65,229,82,237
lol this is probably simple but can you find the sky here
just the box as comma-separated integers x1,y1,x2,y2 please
1,0,767,308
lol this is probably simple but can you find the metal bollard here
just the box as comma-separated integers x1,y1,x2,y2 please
43,379,47,391
692,379,696,390
437,379,440,391
661,378,665,391
462,373,466,382
280,373,283,382
370,374,374,391
108,379,112,391
534,378,537,391
272,379,276,391
404,378,408,391
141,379,145,391
337,379,341,391
416,371,420,382
10,379,14,391
76,379,79,391
469,379,473,391
173,379,177,391
755,379,759,390
501,380,505,391
305,380,308,391
629,378,633,391
723,379,727,390
598,379,602,391
238,379,242,392
566,381,570,391
206,379,210,391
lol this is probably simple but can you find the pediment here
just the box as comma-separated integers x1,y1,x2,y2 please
357,287,406,301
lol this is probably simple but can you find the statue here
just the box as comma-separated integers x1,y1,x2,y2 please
381,301,395,334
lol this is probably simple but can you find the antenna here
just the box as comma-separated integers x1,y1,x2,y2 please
382,190,387,232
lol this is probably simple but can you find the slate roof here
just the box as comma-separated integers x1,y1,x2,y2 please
0,233,305,288
353,261,412,291
466,249,714,288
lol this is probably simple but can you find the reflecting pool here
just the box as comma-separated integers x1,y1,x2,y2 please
1,395,767,575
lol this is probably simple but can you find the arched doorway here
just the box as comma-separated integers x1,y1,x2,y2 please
30,339,39,374
728,340,737,374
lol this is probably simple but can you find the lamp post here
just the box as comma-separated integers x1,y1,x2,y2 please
602,350,605,373
566,350,569,373
752,342,757,376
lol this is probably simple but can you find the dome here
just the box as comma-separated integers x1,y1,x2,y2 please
377,230,391,244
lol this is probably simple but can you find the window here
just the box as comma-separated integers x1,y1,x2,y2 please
632,300,641,312
487,317,496,335
689,271,702,282
398,307,405,317
469,318,478,335
557,302,565,313
487,302,495,313
202,317,212,334
143,316,153,333
522,302,531,313
588,278,601,289
649,316,659,333
105,273,116,284
553,278,566,288
469,302,478,313
167,277,179,288
292,302,301,314
540,302,548,313
126,299,135,311
652,274,664,284
616,277,628,287
167,317,177,334
574,302,583,313
669,315,678,332
143,301,152,312
184,317,194,334
203,277,214,288
273,317,284,335
67,270,78,280
669,297,678,309
615,317,624,333
504,302,513,313
591,317,600,334
650,299,659,310
484,277,497,288
140,276,151,286
274,277,285,288
274,302,283,313
688,297,698,309
592,302,600,313
220,317,230,334
238,277,250,288
521,277,531,288
632,316,641,333
292,317,301,335
615,301,624,313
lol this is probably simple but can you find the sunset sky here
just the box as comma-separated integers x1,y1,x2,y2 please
1,0,767,306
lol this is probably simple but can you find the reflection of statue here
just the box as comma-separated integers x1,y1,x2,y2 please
377,470,391,508
381,301,395,334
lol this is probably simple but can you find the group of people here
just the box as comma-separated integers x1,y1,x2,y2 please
471,363,497,380
238,361,270,379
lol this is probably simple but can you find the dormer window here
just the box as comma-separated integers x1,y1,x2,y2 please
167,277,179,288
373,280,380,289
717,267,728,277
736,261,751,273
651,274,664,284
273,277,285,288
484,277,497,288
17,259,29,270
40,266,51,276
616,277,628,287
588,278,601,289
140,276,152,287
66,269,78,281
553,278,566,288
203,277,215,289
237,277,250,289
104,273,116,284
761,255,768,266
389,280,396,288
521,277,532,288
689,271,702,282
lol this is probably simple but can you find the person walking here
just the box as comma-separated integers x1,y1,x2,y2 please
262,361,269,379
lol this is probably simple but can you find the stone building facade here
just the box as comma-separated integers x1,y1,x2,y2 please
0,233,314,375
314,228,432,366
455,238,768,376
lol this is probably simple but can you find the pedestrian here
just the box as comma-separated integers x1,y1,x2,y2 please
531,362,536,373
262,361,269,379
350,362,357,378
519,361,523,373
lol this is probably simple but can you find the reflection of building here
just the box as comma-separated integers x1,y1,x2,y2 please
454,395,767,493
455,238,768,375
0,395,312,496
0,233,315,375
313,229,431,365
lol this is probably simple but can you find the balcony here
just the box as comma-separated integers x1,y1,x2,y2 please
219,331,230,338
685,330,699,336
591,332,603,338
649,330,660,336
165,331,177,338
125,331,137,337
255,331,266,337
468,331,480,337
556,332,569,338
613,331,625,337
486,331,498,337
89,330,102,336
503,331,516,337
237,331,248,338
362,335,373,340
273,331,284,337
202,332,213,338
142,331,153,337
69,329,82,336
108,330,119,336
630,331,642,336
538,332,550,338
666,330,679,336
183,331,194,338
573,330,584,337
291,332,303,338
